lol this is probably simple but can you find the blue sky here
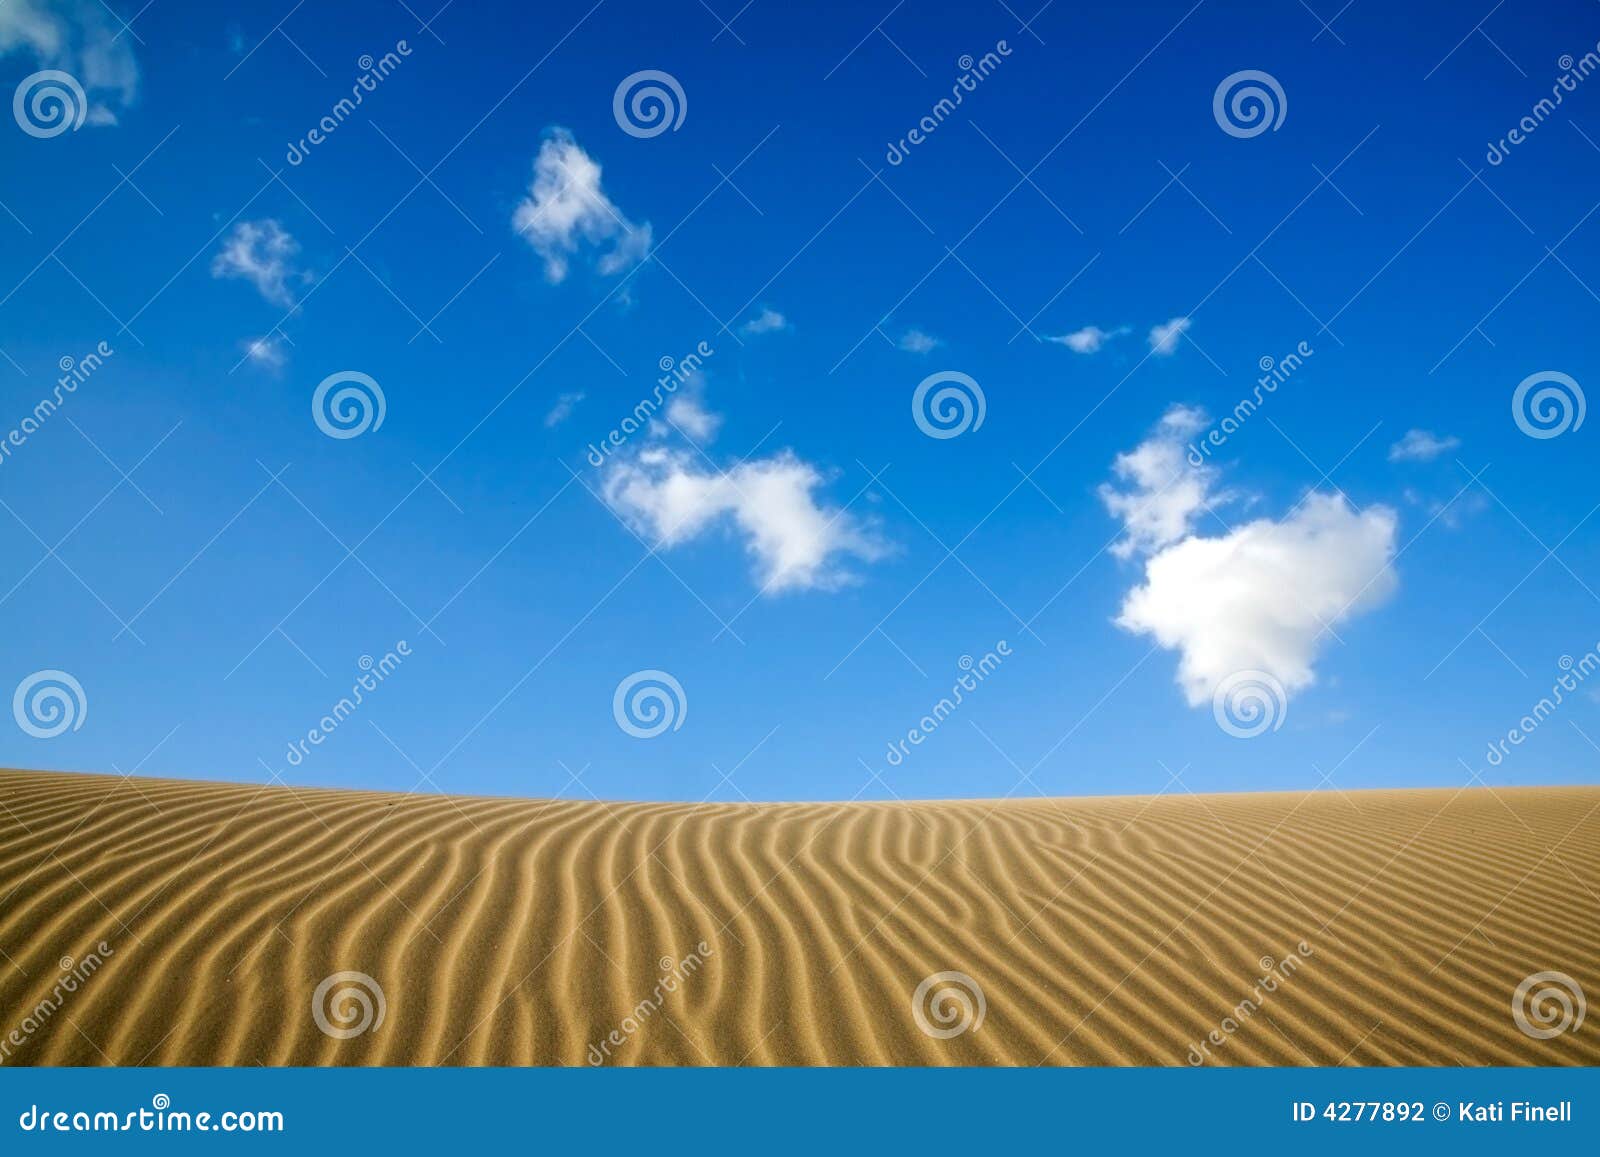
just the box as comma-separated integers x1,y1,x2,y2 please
1,0,1598,802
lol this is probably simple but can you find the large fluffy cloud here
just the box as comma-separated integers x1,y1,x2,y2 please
0,0,138,125
1105,407,1399,705
513,131,651,283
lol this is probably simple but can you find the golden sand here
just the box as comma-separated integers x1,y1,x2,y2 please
1,769,1595,1065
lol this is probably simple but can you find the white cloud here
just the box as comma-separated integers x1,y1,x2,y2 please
602,387,883,592
897,328,939,354
1099,405,1218,559
1403,486,1486,530
644,371,721,444
0,0,138,125
1117,496,1399,704
661,388,721,444
603,447,885,593
1046,325,1128,354
240,334,286,370
1105,407,1399,705
544,391,585,428
210,220,303,307
512,131,651,283
1388,428,1460,463
741,307,790,335
1147,315,1192,357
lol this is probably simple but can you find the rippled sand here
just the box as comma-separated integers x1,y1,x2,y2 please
1,769,1595,1065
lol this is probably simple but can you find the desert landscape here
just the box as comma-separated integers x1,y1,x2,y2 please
0,768,1595,1066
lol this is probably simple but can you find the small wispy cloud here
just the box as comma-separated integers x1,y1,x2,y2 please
1403,486,1486,530
897,328,939,354
740,306,790,336
211,220,305,307
0,0,139,126
1045,324,1129,354
240,334,286,370
1388,429,1460,463
660,384,722,444
512,130,651,284
1100,404,1219,559
544,391,585,428
1147,316,1191,357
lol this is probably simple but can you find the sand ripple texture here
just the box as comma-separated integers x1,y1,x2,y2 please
1,770,1596,1066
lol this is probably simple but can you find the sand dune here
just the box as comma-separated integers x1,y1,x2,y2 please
0,769,1596,1066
